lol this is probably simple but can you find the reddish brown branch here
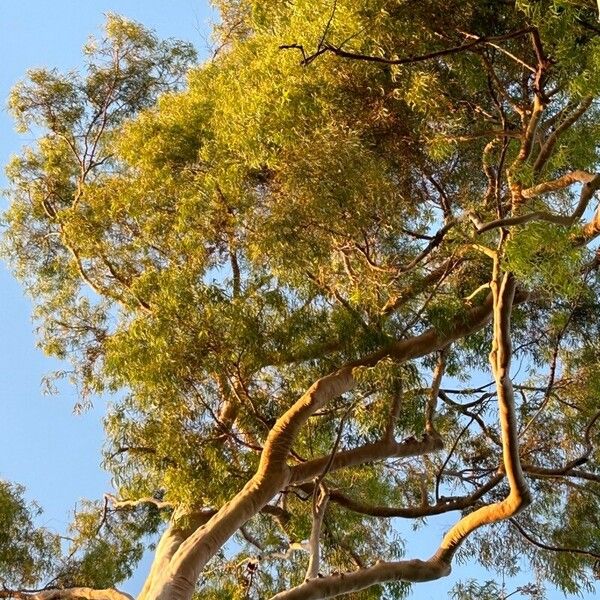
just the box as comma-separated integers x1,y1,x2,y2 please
510,518,600,561
281,28,535,68
324,473,503,519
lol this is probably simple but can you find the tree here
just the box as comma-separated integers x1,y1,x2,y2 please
2,1,600,599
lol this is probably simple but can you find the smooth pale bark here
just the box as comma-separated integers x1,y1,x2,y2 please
268,559,451,600
289,433,444,484
521,170,598,199
305,484,329,581
147,369,355,600
137,527,188,600
137,510,216,600
266,273,531,600
142,289,528,600
433,273,531,564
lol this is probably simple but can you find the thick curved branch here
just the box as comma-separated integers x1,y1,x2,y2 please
433,273,531,564
268,274,531,600
138,500,293,600
137,509,217,600
269,559,450,600
145,287,528,600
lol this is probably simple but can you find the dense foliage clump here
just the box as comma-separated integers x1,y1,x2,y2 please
2,2,600,599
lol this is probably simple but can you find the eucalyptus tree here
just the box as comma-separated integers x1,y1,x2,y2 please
3,2,600,599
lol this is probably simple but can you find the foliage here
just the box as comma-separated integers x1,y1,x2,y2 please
451,579,543,600
0,480,161,592
2,1,600,599
0,481,59,588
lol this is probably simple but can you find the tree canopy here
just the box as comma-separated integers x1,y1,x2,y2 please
2,2,600,599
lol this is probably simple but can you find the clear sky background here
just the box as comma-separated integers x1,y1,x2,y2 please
0,2,595,599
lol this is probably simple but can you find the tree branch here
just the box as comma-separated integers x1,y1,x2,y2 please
475,172,600,234
289,433,444,485
432,272,531,565
521,170,599,200
268,559,450,600
323,473,503,519
384,382,403,442
534,95,594,174
281,28,535,68
510,518,600,561
380,256,464,317
425,347,448,435
144,287,529,599
305,483,329,581
395,220,457,275
265,275,531,599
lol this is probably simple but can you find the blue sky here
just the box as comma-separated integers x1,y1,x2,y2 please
0,2,595,599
